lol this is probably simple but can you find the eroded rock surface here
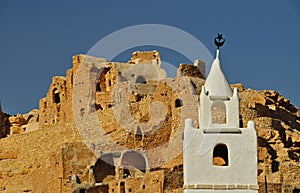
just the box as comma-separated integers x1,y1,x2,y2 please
0,52,299,192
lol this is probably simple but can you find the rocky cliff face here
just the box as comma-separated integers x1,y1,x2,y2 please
0,105,10,138
0,51,299,193
237,85,300,190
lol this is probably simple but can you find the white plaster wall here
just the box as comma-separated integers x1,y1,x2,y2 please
184,119,257,185
184,190,258,193
200,87,239,130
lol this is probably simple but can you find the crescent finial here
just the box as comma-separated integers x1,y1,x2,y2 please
214,33,225,49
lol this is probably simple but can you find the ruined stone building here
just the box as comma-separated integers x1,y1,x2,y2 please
0,50,299,193
0,104,9,138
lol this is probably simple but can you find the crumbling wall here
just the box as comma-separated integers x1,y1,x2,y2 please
39,54,108,128
233,83,300,190
177,63,205,79
39,76,68,127
85,170,165,193
0,107,10,138
128,50,161,65
62,142,96,192
0,121,83,193
8,114,27,135
22,109,39,132
6,110,40,136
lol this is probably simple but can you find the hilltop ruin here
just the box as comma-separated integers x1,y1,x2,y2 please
0,51,299,193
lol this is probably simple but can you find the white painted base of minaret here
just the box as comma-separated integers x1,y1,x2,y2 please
183,119,258,193
184,190,258,193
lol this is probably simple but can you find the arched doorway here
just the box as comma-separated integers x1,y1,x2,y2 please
121,151,147,178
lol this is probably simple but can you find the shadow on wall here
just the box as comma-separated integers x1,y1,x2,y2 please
93,154,116,183
257,136,279,173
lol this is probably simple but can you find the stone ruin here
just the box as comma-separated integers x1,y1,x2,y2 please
0,104,9,138
0,50,299,193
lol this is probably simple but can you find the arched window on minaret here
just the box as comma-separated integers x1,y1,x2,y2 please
213,144,229,166
211,101,226,124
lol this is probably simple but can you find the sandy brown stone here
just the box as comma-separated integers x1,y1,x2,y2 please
0,51,299,192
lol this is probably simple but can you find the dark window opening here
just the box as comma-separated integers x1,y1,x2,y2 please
96,82,101,92
120,182,125,193
123,168,131,178
136,76,147,84
213,144,228,166
175,99,183,108
135,94,144,102
79,189,86,193
95,104,103,110
27,115,34,122
135,127,142,141
239,115,243,128
53,89,60,104
128,188,132,192
54,93,60,103
293,188,300,193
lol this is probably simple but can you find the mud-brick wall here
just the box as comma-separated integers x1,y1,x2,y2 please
0,122,82,193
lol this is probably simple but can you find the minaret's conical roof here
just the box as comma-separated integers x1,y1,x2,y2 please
204,49,233,97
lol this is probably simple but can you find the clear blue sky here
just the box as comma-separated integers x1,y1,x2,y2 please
0,0,299,115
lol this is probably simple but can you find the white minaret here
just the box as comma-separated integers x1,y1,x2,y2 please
183,34,258,193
